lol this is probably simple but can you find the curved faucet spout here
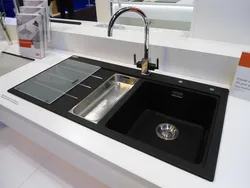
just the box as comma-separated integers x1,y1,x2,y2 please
108,7,149,59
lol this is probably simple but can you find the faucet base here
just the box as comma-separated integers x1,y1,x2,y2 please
136,59,159,75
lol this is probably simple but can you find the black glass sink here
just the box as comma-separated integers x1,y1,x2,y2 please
106,81,217,164
8,56,229,182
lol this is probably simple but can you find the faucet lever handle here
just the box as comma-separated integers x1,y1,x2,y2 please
156,58,159,69
134,54,137,65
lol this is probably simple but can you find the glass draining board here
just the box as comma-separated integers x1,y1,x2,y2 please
15,58,100,104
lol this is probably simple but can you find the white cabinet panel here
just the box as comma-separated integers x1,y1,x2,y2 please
20,155,108,188
0,126,51,188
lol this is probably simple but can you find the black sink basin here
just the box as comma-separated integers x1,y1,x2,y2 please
106,81,217,164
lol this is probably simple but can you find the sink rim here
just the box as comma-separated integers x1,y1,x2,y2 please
101,78,225,181
8,55,229,182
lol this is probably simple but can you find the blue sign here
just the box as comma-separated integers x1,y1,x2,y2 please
0,0,15,17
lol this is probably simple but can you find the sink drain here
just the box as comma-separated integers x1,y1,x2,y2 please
156,123,179,140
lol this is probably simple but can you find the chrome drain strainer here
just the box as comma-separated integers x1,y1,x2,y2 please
156,123,179,140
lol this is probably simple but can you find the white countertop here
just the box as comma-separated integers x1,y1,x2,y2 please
0,50,32,76
49,20,250,59
4,17,250,59
0,41,9,52
177,0,194,5
1,45,250,188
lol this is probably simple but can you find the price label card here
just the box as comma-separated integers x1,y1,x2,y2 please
231,52,250,100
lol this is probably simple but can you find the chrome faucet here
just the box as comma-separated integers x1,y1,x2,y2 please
107,7,159,75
